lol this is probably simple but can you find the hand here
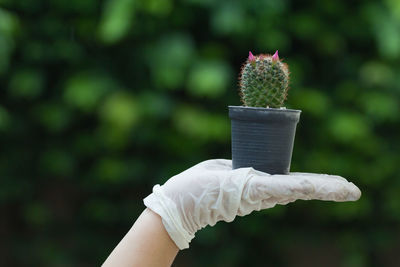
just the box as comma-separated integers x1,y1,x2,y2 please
144,159,361,249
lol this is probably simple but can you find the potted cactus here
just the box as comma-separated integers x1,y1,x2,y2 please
229,51,301,174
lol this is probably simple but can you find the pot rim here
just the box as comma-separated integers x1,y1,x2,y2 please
228,105,301,113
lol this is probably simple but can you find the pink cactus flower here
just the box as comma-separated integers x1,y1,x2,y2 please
248,51,255,62
272,50,279,62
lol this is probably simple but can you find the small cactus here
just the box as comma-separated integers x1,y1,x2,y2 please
239,50,290,108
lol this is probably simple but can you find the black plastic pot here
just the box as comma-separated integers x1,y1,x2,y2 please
229,106,301,174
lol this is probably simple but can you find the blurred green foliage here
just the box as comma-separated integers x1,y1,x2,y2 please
1,0,400,266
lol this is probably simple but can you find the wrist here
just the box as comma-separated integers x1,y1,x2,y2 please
144,185,195,249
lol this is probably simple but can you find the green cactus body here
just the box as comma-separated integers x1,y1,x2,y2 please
239,52,289,108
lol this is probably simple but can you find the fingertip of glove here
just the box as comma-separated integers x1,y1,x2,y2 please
348,183,362,201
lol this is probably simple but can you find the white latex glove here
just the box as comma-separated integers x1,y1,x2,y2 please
144,159,361,250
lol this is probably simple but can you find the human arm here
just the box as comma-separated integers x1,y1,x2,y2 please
103,159,361,265
102,208,178,267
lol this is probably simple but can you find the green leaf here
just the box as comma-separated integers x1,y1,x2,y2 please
187,60,232,98
329,113,370,143
98,0,136,44
99,91,139,130
63,73,113,112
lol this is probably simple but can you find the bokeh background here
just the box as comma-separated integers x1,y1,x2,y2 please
1,0,400,266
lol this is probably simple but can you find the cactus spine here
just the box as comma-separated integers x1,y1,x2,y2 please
239,51,290,108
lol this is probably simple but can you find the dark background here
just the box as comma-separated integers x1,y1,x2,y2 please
1,0,400,266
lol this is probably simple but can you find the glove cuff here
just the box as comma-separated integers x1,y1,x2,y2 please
143,185,194,250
